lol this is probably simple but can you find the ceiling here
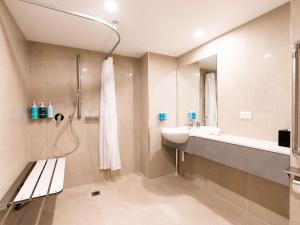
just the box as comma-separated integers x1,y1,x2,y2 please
198,55,217,71
4,0,289,58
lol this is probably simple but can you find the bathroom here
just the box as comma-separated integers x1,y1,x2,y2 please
0,0,300,224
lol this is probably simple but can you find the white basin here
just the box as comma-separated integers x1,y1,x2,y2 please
190,126,221,136
161,127,190,144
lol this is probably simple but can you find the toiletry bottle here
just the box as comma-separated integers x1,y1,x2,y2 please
47,102,54,119
31,101,38,120
38,101,48,119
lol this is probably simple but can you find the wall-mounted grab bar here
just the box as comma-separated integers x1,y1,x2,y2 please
19,0,121,58
76,55,81,119
292,41,300,158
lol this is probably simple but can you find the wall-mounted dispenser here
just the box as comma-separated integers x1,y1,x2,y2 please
47,102,54,119
159,112,167,122
38,101,48,119
31,101,38,120
30,101,55,120
188,111,196,121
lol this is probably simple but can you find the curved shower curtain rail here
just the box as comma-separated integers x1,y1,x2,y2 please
19,0,121,58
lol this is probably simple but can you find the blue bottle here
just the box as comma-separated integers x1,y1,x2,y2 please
31,101,38,120
47,102,54,119
188,111,196,121
159,112,167,122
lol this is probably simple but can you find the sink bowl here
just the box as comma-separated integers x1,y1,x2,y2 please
190,126,221,136
161,127,190,144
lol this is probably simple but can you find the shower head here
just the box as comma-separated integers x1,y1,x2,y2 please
112,21,118,29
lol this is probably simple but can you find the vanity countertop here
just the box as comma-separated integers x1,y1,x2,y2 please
189,132,290,155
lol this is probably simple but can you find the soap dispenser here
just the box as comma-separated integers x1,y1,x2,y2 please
38,101,48,119
47,102,54,119
31,101,38,120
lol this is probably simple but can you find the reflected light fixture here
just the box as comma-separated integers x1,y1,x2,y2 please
194,29,205,38
104,0,118,13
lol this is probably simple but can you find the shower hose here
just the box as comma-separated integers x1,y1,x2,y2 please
52,100,80,157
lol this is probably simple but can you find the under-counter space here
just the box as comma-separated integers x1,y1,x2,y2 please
163,135,290,186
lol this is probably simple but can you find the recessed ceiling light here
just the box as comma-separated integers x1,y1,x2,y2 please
104,0,118,13
128,73,133,77
263,53,271,58
194,29,205,38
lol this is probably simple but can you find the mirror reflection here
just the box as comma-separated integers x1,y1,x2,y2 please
177,55,217,127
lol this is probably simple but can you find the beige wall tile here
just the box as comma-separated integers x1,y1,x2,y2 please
28,42,141,188
139,53,150,177
178,3,291,142
148,53,177,177
290,1,300,224
179,154,289,225
0,1,29,200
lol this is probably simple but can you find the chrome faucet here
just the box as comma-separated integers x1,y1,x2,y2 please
185,121,194,128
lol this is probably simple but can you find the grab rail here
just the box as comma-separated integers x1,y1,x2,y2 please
292,41,300,158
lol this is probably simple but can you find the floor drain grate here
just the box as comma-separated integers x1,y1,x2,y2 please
91,190,100,197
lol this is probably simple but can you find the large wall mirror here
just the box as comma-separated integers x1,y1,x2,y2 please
177,55,218,127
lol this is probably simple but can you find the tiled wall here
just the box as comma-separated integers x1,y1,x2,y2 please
147,53,177,178
28,42,141,188
139,53,150,177
179,156,289,225
0,1,29,200
290,1,300,224
178,3,291,142
176,4,291,225
139,53,177,178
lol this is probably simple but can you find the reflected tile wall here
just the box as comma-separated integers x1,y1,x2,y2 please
0,1,29,199
177,63,200,126
28,42,141,188
178,3,291,142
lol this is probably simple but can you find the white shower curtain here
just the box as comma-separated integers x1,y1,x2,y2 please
99,57,121,171
205,73,218,127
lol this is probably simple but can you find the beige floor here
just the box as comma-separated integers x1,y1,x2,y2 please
32,173,270,225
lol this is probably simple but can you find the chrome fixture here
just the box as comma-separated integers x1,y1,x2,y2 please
76,55,81,119
19,0,121,59
52,56,81,157
185,121,194,128
292,40,300,158
175,149,179,176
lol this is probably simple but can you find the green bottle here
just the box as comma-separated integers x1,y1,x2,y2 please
31,101,38,120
